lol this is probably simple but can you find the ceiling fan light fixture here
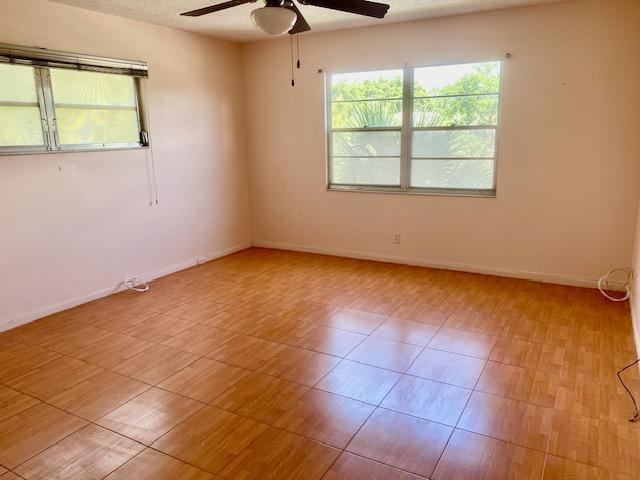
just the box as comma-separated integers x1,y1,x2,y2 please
250,6,297,35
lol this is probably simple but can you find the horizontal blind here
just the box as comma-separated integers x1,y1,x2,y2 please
0,43,148,78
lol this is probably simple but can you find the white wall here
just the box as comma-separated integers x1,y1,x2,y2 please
242,0,640,287
0,0,252,329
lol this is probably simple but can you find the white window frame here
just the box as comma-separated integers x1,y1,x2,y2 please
0,43,149,156
326,61,503,197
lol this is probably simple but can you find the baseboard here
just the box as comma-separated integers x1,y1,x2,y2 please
1,239,609,333
252,239,599,289
0,242,251,333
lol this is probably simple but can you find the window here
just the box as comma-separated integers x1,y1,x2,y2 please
0,44,148,154
327,61,502,195
0,64,45,150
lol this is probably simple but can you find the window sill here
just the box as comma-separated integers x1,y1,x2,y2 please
0,145,150,156
327,185,496,198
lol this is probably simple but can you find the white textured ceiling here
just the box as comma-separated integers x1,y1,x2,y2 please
47,0,565,42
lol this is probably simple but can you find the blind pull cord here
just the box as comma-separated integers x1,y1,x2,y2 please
141,80,159,205
149,148,159,205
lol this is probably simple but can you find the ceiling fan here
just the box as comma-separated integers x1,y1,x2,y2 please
181,0,391,36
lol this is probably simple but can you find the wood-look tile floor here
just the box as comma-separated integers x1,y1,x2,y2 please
0,247,638,479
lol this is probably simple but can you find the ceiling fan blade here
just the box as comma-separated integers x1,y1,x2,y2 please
180,0,255,17
284,2,311,34
298,0,389,18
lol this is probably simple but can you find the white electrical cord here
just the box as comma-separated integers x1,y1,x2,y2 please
597,267,632,302
123,277,149,293
598,267,638,423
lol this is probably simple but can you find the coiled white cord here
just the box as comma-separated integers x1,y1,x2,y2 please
597,267,632,302
123,277,149,293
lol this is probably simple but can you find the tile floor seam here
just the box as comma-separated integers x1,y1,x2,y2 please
321,452,430,480
180,422,336,477
422,343,497,361
308,326,373,390
0,353,63,386
539,408,557,480
47,377,155,423
455,346,491,421
311,312,430,477
6,406,92,473
95,423,218,477
430,330,516,474
329,450,432,480
447,320,558,457
92,389,209,446
96,447,148,480
2,354,107,401
341,333,449,480
4,397,220,478
148,405,341,469
36,306,506,369
430,330,492,475
543,410,639,477
189,320,348,362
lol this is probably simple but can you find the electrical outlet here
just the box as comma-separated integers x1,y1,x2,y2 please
393,233,401,244
196,257,207,265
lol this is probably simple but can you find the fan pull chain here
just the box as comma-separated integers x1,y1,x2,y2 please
296,34,301,69
290,34,295,86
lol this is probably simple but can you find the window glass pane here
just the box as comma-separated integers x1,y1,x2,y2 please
414,61,501,96
413,95,499,127
0,64,44,147
50,69,137,106
0,106,44,146
412,129,495,158
332,100,402,128
410,159,494,189
332,157,400,186
333,131,401,157
331,69,403,101
0,64,39,103
56,108,139,145
50,69,139,146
